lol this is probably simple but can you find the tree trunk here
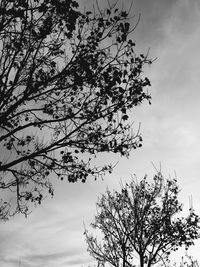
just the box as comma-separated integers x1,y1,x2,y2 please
140,254,144,267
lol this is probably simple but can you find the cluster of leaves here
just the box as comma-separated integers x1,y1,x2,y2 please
0,0,151,218
85,173,200,267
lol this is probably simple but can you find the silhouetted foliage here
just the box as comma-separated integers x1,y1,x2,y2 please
85,173,200,267
0,0,152,218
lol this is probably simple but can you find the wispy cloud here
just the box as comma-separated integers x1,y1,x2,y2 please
24,250,80,266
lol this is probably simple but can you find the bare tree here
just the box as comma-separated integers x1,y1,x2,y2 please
0,0,152,218
85,173,200,267
178,254,199,267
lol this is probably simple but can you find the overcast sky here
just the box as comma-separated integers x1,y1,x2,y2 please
1,0,200,266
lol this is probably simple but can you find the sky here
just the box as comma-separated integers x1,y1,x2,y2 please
0,0,200,266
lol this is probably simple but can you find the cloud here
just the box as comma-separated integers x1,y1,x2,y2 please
0,241,86,267
61,254,93,267
125,0,199,57
24,250,78,265
20,248,93,267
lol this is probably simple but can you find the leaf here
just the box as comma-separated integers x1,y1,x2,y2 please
122,114,128,121
106,9,111,15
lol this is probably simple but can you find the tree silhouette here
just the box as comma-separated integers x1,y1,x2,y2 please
0,0,152,218
85,173,200,267
178,254,199,267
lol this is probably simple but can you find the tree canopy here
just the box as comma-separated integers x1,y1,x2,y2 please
85,173,200,267
0,0,152,218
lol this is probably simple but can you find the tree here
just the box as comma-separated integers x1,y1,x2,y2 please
0,0,152,218
85,172,200,267
177,254,199,267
